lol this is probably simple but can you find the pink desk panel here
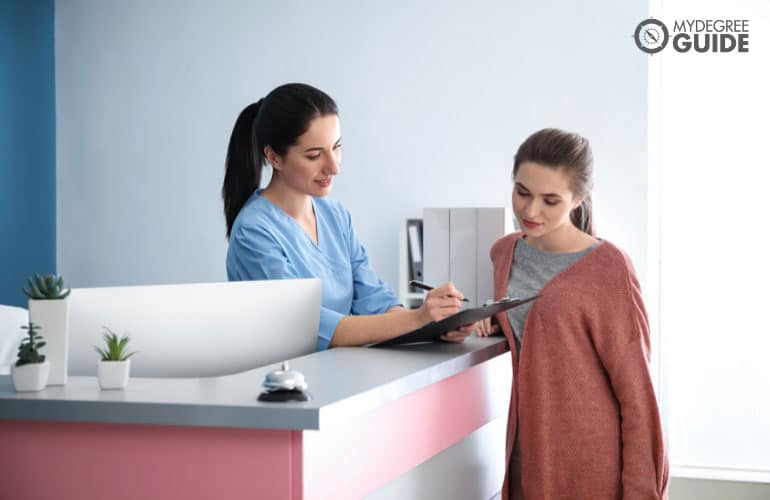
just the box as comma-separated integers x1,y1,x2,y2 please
0,354,510,500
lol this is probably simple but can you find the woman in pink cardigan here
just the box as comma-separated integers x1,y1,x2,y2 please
479,129,669,499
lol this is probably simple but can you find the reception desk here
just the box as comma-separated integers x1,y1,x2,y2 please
0,336,511,500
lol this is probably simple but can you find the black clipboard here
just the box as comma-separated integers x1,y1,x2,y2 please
370,295,541,347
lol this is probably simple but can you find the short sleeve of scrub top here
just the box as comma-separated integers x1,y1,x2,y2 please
226,191,401,350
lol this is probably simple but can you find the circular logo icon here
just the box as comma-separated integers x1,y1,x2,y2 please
634,18,669,54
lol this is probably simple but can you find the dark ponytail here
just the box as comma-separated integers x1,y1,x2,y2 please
222,83,338,238
222,100,264,238
513,128,596,236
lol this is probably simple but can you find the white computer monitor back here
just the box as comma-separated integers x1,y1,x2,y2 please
67,278,321,378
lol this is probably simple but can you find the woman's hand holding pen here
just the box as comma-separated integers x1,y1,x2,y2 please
417,282,465,324
416,282,474,344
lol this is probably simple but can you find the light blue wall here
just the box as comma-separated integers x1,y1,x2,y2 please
0,0,56,307
56,0,648,292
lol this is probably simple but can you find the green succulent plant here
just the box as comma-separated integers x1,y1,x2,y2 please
22,274,71,300
94,327,136,362
15,322,47,367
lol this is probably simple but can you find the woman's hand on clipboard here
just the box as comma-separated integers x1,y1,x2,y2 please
440,324,476,343
476,316,501,337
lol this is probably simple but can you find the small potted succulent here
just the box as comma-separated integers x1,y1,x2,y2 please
94,327,135,390
23,273,71,386
11,322,50,392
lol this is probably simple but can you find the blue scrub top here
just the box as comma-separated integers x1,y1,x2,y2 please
226,190,401,350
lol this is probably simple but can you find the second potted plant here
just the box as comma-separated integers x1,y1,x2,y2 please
11,322,50,392
95,327,135,390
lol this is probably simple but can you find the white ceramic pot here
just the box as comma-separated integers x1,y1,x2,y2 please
98,359,130,389
11,361,50,392
28,298,69,386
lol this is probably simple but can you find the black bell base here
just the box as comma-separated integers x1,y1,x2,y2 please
257,389,310,402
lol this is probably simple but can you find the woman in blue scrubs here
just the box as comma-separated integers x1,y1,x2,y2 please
222,83,472,350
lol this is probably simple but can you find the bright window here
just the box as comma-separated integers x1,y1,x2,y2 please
650,0,770,483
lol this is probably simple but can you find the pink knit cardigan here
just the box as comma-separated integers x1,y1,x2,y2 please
491,233,669,499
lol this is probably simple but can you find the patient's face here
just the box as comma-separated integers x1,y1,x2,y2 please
512,161,582,240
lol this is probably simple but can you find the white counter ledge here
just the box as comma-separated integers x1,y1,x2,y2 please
0,336,509,430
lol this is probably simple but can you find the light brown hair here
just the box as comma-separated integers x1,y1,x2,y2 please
513,128,595,235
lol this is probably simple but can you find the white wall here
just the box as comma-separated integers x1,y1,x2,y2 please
56,0,649,292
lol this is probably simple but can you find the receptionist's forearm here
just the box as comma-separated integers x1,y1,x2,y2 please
328,309,425,347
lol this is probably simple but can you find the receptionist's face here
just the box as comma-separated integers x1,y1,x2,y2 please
512,161,582,239
271,114,341,198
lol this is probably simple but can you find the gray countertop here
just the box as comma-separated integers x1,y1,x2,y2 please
0,336,509,430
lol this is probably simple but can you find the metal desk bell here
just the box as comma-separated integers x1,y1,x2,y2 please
257,361,310,402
